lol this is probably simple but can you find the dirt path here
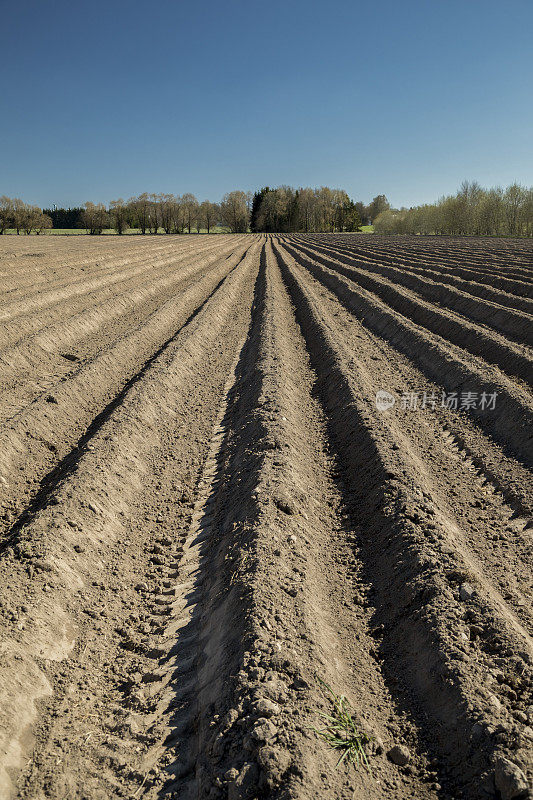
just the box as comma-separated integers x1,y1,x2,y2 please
0,234,531,800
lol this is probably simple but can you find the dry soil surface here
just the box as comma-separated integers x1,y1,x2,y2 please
0,233,531,800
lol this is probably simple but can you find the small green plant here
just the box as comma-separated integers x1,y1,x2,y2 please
312,678,372,771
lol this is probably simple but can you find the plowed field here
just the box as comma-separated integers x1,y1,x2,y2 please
0,233,532,800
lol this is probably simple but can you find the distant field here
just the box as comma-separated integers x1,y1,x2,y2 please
2,226,370,236
2,227,231,235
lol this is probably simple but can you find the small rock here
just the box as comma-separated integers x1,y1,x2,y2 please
73,544,85,553
224,768,239,782
488,694,502,711
387,744,411,766
460,583,475,602
33,559,54,573
494,757,529,800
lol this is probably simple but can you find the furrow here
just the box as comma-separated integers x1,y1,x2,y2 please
0,239,261,800
148,241,433,800
292,235,533,340
284,238,532,385
0,236,238,343
0,239,247,420
313,236,533,297
273,240,533,799
274,240,533,470
0,241,255,545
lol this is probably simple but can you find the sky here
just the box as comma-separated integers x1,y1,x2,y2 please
1,0,532,209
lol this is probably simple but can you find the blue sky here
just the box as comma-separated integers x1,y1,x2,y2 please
1,0,532,208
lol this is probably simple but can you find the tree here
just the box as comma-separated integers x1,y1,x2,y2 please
354,201,370,226
43,206,84,229
250,187,270,232
367,195,390,223
503,183,526,236
11,199,26,234
475,188,503,236
523,189,533,237
34,212,53,234
297,188,314,232
181,193,199,233
220,191,249,233
148,194,160,234
0,196,13,234
21,205,42,234
129,193,151,234
340,199,362,231
110,199,129,234
159,194,177,234
198,200,219,233
172,196,186,234
82,202,108,235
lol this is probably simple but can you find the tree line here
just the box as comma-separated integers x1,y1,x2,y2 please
0,197,53,234
250,187,388,232
0,188,388,235
0,191,250,235
374,181,533,237
3,182,533,236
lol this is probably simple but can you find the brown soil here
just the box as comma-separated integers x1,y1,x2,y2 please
0,233,531,800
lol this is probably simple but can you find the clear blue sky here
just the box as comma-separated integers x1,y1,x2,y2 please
1,0,532,209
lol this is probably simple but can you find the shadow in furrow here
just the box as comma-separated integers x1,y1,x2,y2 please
158,246,269,797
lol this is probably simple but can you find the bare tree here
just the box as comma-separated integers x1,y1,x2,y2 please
159,194,177,234
220,191,249,233
198,200,219,233
0,196,13,234
181,194,199,233
503,183,526,236
148,194,160,234
110,199,129,234
11,199,26,234
172,195,186,234
21,205,42,234
82,202,108,235
34,212,53,234
129,194,151,234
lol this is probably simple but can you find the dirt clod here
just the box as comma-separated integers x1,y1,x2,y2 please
388,744,412,766
494,757,530,800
